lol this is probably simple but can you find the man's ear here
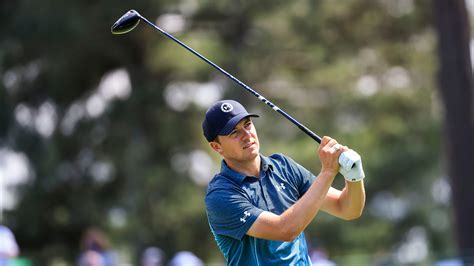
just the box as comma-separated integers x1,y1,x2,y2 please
209,141,222,154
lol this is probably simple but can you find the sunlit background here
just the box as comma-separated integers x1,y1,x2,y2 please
1,0,473,265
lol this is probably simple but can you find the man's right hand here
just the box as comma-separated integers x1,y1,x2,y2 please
318,136,346,177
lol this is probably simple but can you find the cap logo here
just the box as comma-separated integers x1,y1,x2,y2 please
221,103,233,113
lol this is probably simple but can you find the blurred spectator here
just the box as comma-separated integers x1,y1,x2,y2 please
310,249,336,266
434,257,464,266
78,250,105,266
141,247,164,266
309,238,336,266
0,225,19,266
168,251,203,266
77,227,118,266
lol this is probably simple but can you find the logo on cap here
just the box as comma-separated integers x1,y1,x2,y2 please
221,103,233,113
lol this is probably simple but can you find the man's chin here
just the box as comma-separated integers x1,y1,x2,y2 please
247,148,260,159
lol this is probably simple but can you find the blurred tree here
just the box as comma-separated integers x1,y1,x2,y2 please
433,0,474,263
0,0,453,265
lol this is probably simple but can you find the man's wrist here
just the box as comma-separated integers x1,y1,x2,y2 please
319,169,338,179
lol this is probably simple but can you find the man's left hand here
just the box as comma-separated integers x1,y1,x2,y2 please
337,148,365,182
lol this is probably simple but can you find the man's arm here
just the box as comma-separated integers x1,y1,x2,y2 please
246,136,348,242
321,180,365,220
247,170,337,241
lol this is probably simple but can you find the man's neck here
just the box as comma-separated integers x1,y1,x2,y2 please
225,155,261,177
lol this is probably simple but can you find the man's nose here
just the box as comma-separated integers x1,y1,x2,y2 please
241,128,252,139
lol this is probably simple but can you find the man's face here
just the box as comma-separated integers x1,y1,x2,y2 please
210,117,260,162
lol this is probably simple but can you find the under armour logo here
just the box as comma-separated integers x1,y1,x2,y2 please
276,183,286,192
240,211,251,223
221,103,233,113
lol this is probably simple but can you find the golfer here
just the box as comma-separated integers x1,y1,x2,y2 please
203,100,366,265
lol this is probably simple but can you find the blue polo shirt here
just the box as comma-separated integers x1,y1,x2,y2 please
205,153,317,265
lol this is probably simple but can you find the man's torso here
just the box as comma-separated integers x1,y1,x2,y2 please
206,154,316,265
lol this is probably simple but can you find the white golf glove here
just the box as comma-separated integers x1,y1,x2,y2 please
338,149,365,182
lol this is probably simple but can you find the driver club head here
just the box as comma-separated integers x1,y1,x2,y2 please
111,10,141,34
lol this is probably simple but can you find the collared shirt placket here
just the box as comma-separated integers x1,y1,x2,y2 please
257,169,276,213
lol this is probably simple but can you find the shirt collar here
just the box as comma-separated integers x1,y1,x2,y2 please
260,154,275,172
220,154,274,184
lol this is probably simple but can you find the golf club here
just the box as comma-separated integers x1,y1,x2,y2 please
111,10,366,179
111,10,322,144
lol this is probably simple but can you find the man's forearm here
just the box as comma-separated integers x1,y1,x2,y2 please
279,171,336,239
338,180,366,220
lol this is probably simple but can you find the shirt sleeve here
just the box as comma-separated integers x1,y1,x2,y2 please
206,187,264,241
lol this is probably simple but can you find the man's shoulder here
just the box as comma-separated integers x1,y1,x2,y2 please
204,173,250,214
206,173,225,192
267,153,289,161
206,173,240,198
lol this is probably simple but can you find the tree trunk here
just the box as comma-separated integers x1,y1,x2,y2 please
433,0,474,262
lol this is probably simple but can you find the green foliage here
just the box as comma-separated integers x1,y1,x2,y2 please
0,0,452,264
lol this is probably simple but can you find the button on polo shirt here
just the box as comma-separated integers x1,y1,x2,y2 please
205,154,317,265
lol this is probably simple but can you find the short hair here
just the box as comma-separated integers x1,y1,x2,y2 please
212,136,220,144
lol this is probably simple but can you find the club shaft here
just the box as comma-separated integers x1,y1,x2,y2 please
139,15,322,144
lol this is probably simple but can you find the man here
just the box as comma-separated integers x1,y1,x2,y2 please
203,99,366,265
